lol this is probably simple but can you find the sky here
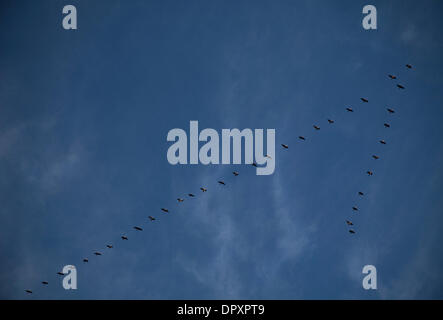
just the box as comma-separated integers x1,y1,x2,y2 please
1,0,443,299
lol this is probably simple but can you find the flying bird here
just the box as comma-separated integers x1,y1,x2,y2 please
387,108,395,114
57,272,65,276
200,187,207,192
218,181,226,185
188,193,195,197
41,281,48,285
298,136,306,141
406,64,412,69
352,206,358,211
25,290,33,294
148,216,156,221
397,84,405,89
121,236,128,240
134,226,143,231
177,198,184,202
346,107,353,112
361,98,369,103
384,123,390,128
388,74,397,79
327,119,334,124
313,125,320,130
232,171,239,176
106,245,113,249
349,230,356,234
358,191,364,196
94,252,102,256
346,220,353,226
372,155,380,160
380,140,387,145
281,144,289,148
367,171,374,176
83,258,88,263
161,208,169,213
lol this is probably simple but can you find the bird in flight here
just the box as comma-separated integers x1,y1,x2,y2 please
200,187,207,192
397,84,405,89
346,220,353,226
384,123,390,128
367,171,374,176
133,226,143,231
161,208,169,213
188,193,195,197
387,108,395,114
352,206,358,211
388,74,397,79
327,119,334,124
57,272,65,276
106,245,113,249
232,171,239,176
281,144,289,148
358,191,364,196
83,258,88,263
380,140,387,145
25,290,33,294
41,281,48,285
148,216,156,221
372,155,380,160
94,251,102,256
361,98,369,103
313,125,320,130
406,64,412,69
218,181,226,185
349,230,356,234
177,198,184,202
298,136,306,141
346,107,353,112
121,236,128,240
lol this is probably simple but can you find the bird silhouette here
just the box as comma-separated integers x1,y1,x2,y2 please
200,187,207,192
397,84,405,89
148,216,156,221
161,208,169,213
133,226,143,231
358,191,364,196
372,155,380,160
281,144,289,148
232,171,239,176
121,236,128,240
361,98,369,103
387,108,395,114
218,181,226,185
380,140,387,145
298,136,306,141
384,123,391,128
327,119,335,124
406,64,412,69
346,107,353,112
388,74,397,79
367,171,374,176
313,125,320,130
42,281,48,285
346,220,353,226
106,245,113,249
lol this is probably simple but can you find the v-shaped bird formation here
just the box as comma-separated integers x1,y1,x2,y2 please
24,64,414,295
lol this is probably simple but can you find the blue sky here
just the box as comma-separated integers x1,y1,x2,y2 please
1,0,443,299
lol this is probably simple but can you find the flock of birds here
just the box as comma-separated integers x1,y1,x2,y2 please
23,63,414,295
